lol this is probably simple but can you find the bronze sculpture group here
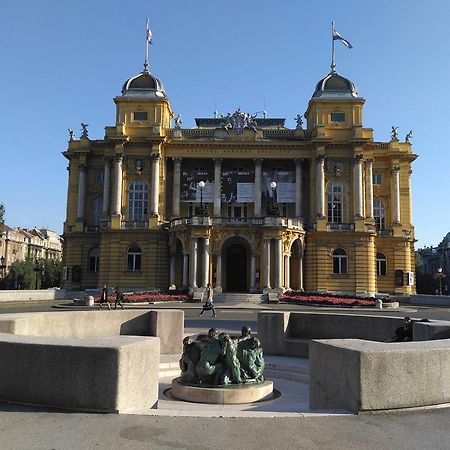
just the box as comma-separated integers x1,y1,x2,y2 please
179,327,265,386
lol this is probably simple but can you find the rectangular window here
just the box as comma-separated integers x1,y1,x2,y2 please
188,202,194,217
89,256,99,272
377,259,387,276
373,173,382,184
133,111,148,121
331,112,345,122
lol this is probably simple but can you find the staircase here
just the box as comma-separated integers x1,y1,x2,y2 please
264,356,309,383
213,292,266,304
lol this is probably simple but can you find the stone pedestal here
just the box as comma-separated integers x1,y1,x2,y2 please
171,378,273,404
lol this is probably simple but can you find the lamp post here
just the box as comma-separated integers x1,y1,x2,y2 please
436,267,446,296
0,256,5,279
34,260,41,290
194,180,209,217
266,181,280,216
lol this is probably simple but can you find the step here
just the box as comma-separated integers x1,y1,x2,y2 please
214,293,265,304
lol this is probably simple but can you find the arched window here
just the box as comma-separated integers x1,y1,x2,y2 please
376,252,387,276
327,182,345,223
91,196,103,226
88,247,100,272
374,199,386,230
128,180,148,221
127,245,142,271
332,248,348,274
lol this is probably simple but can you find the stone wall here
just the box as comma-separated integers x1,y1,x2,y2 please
0,333,159,413
0,309,184,354
309,338,450,413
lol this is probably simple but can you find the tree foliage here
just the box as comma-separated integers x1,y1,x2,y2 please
0,257,62,290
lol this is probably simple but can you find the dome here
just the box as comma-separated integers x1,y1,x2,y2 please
312,71,358,99
121,69,166,99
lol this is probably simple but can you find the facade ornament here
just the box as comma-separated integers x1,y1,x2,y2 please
391,126,399,141
68,128,74,141
80,123,89,138
294,114,304,129
221,108,258,134
134,159,145,175
174,114,182,129
392,165,400,172
405,130,413,143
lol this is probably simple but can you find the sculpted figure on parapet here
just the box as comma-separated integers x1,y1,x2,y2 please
179,326,265,385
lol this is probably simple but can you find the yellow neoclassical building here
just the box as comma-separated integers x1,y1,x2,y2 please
62,56,417,296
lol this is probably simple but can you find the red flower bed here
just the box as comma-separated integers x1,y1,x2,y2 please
94,292,190,303
281,291,375,307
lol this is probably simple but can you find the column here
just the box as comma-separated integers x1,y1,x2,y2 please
190,238,198,288
365,158,374,218
172,157,182,218
213,159,222,217
353,154,364,218
150,153,161,215
182,253,189,287
316,156,325,218
102,158,111,216
298,254,304,291
77,164,86,220
216,253,222,290
392,166,401,224
112,154,123,215
274,238,282,289
169,253,176,289
202,238,210,287
284,254,291,290
264,239,271,288
295,159,303,218
250,254,256,291
254,159,262,217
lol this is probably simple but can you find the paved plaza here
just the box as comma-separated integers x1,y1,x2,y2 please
0,300,450,449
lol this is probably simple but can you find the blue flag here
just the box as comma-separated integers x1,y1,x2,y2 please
332,28,353,49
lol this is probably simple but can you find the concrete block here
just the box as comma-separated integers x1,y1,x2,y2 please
309,338,450,413
0,334,160,413
149,309,184,354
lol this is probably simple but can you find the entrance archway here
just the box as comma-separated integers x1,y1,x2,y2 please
225,243,247,292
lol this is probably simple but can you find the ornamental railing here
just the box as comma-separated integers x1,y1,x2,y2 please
121,220,148,229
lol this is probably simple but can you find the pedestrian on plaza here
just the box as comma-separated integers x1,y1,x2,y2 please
392,316,413,342
114,286,125,310
99,284,111,310
199,283,217,317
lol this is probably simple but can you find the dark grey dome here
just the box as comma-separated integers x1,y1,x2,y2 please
121,69,166,98
312,72,358,98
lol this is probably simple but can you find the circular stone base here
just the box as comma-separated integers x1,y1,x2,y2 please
171,378,274,404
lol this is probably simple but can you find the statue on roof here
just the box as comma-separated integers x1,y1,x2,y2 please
174,114,182,129
405,130,413,143
294,114,303,129
81,123,89,138
221,108,258,134
68,129,74,141
391,126,399,141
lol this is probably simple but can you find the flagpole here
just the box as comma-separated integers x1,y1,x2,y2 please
144,18,150,72
331,21,336,73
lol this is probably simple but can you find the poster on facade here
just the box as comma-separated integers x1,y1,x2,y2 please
180,164,214,202
221,168,254,203
262,170,296,203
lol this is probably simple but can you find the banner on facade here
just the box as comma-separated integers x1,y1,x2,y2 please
221,169,254,203
262,170,296,203
180,165,214,202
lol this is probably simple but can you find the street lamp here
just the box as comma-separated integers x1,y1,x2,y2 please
266,181,280,217
436,267,446,296
194,180,209,217
34,260,41,290
0,256,5,279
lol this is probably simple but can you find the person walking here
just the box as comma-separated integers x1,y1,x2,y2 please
99,284,111,310
199,283,216,317
114,286,125,310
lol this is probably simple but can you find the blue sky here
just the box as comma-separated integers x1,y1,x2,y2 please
0,0,448,248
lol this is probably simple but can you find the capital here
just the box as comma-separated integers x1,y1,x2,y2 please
253,158,263,165
353,154,364,163
151,153,161,162
114,153,124,163
316,155,326,162
172,157,182,165
366,157,374,164
392,165,400,173
214,158,223,165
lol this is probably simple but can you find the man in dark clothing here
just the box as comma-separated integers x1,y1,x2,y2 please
114,286,125,310
393,316,413,342
99,285,111,310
